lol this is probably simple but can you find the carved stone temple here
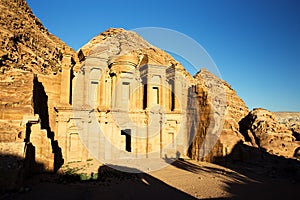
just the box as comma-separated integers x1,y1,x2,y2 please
0,26,250,173
55,29,199,164
2,1,300,190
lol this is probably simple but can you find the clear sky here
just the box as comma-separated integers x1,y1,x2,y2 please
26,0,300,112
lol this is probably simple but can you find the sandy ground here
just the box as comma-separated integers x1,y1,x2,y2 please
1,159,300,200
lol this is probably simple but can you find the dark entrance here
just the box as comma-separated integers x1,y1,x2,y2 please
121,129,131,152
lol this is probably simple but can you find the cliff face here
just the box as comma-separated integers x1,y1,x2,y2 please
0,0,78,142
188,69,249,161
0,0,76,74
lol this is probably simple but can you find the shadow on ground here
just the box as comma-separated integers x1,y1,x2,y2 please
1,158,196,200
163,141,300,200
214,142,300,200
1,142,300,200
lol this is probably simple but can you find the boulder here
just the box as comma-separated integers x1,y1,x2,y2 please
239,108,300,158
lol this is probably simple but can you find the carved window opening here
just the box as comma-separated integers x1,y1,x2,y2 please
143,84,147,109
152,86,159,104
89,81,98,107
170,80,175,111
120,82,130,109
122,82,130,102
69,67,74,105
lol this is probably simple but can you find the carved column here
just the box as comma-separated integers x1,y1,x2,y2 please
60,55,72,105
107,76,111,110
83,67,90,106
147,78,151,108
111,74,116,109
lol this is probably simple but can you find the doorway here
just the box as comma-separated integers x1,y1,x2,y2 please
121,129,131,152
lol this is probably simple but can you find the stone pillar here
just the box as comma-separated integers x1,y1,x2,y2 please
160,118,163,158
56,115,68,161
160,81,165,108
146,115,149,158
165,83,171,111
138,80,142,110
80,120,89,161
83,68,90,106
147,80,151,108
99,74,105,109
116,74,122,109
60,55,72,105
106,76,111,110
174,74,183,112
111,75,116,109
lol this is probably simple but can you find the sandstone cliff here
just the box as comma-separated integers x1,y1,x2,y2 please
79,27,194,83
0,0,77,141
0,0,74,182
0,0,76,74
188,68,249,161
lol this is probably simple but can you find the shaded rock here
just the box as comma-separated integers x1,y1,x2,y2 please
239,108,300,158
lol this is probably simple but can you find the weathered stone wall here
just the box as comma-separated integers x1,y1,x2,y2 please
33,74,61,133
0,0,76,145
0,70,33,144
0,0,77,177
0,70,33,121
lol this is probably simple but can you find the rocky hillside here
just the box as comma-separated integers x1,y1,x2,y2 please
79,28,193,81
0,0,77,74
188,69,249,161
0,0,77,143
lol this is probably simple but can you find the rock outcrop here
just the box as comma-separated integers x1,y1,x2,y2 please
239,108,300,158
275,112,300,141
188,69,249,162
0,0,78,133
0,0,75,187
79,27,193,83
0,0,76,74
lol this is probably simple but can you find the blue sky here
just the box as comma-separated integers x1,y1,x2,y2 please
26,0,300,111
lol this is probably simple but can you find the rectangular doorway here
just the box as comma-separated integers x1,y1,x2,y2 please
121,129,131,152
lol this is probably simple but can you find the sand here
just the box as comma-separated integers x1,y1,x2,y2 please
2,159,300,200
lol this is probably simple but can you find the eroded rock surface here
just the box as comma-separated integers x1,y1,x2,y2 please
188,69,249,162
239,108,300,158
275,112,300,141
0,0,76,74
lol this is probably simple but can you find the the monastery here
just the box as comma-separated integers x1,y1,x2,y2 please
54,29,200,166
